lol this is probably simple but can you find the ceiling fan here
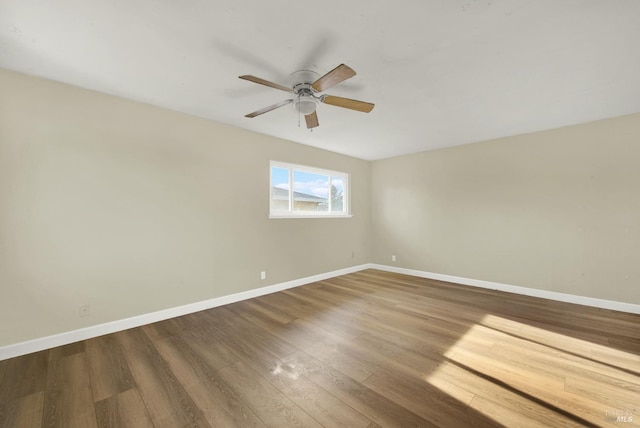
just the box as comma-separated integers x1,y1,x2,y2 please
239,64,374,129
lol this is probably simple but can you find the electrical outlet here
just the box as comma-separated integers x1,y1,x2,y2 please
351,251,355,258
392,255,397,262
79,304,90,317
260,271,266,280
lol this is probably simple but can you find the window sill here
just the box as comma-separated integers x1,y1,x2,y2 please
269,214,353,219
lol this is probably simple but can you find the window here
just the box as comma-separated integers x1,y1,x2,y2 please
270,161,350,218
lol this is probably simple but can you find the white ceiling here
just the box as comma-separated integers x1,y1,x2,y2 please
2,1,640,160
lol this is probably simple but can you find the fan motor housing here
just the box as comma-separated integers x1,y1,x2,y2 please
289,70,320,91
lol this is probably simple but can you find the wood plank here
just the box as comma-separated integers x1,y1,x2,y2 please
115,328,208,428
288,349,436,427
263,317,378,383
154,335,265,427
217,360,323,428
448,345,566,395
94,388,153,428
42,353,97,428
202,306,297,362
468,395,579,428
85,334,135,402
351,332,443,377
224,300,293,338
185,380,266,428
564,375,640,410
0,391,44,428
609,336,640,355
237,299,296,324
47,341,85,361
140,315,191,342
363,367,499,428
309,343,378,383
447,350,616,426
589,344,640,375
161,328,237,375
489,340,634,387
0,351,48,405
267,361,373,428
255,291,319,320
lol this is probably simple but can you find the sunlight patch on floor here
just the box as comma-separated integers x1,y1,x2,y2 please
481,314,640,370
425,314,640,427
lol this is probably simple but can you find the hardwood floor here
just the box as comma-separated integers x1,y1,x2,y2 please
1,269,639,427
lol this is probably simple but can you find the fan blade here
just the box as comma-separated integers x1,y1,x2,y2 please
311,64,356,92
245,99,293,118
321,95,375,113
305,111,319,129
239,75,293,93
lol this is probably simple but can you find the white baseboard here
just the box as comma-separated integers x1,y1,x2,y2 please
0,264,370,361
3,263,638,361
370,264,640,315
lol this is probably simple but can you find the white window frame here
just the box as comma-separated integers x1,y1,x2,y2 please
269,161,351,219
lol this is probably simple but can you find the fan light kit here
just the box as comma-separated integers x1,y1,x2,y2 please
293,94,318,115
239,64,374,129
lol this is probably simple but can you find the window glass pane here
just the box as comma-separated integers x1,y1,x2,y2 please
270,161,350,217
292,170,329,212
330,176,345,213
271,167,289,211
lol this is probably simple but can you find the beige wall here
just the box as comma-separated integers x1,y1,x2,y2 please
0,69,371,347
3,66,638,348
372,113,640,305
